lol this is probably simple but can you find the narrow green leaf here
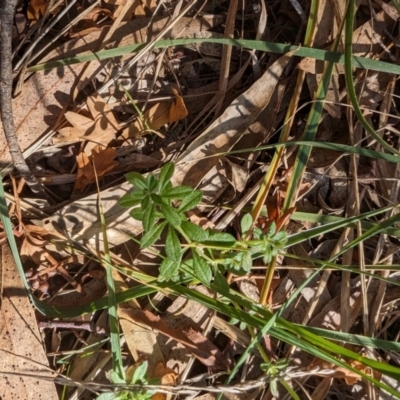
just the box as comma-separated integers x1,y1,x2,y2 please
159,258,179,281
214,271,230,292
166,226,182,262
205,232,237,245
150,193,164,205
268,222,277,236
287,205,393,247
160,204,182,227
263,246,272,264
291,210,400,238
146,174,158,191
162,185,194,199
29,38,400,76
252,227,264,240
109,370,126,384
125,171,147,189
141,195,151,209
180,221,209,242
240,213,253,235
225,252,251,275
129,208,145,221
241,251,253,273
119,190,144,208
143,203,156,232
158,162,175,191
272,230,287,244
131,360,148,384
192,252,212,284
178,190,203,212
140,221,167,248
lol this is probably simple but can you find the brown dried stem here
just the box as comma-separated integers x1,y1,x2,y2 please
0,0,47,197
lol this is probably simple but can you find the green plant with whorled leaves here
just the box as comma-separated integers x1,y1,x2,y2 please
120,162,287,285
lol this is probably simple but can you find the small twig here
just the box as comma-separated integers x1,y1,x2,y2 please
0,0,47,197
38,321,108,335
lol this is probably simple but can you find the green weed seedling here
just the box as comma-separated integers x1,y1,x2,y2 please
260,359,290,397
97,361,156,400
120,162,288,286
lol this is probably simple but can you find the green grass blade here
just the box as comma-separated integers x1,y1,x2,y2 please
291,211,400,238
98,190,124,378
223,140,400,164
27,38,400,75
283,30,341,210
302,326,400,352
287,205,394,246
173,284,400,394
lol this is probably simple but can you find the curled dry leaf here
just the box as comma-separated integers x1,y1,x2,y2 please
119,308,229,371
151,362,179,400
121,88,188,140
27,0,48,21
75,146,119,190
69,6,114,38
20,224,52,264
55,94,120,155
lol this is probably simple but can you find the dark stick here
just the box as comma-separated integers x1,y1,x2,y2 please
0,0,46,196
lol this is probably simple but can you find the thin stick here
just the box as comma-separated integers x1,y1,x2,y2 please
0,0,45,196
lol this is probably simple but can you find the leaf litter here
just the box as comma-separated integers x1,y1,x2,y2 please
2,1,400,399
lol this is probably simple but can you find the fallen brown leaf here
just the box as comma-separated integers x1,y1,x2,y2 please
121,88,188,140
0,17,220,170
151,362,179,400
75,146,119,190
119,309,229,371
55,95,120,155
27,0,48,21
310,358,376,386
20,224,52,264
69,6,114,38
113,267,164,376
